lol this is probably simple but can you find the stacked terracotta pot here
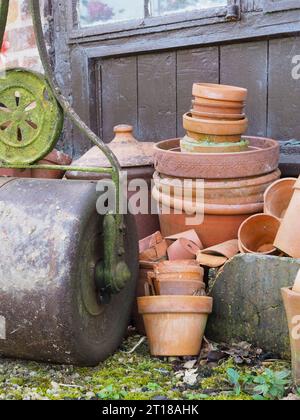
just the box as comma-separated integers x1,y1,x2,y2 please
181,83,249,154
137,230,213,357
153,83,281,248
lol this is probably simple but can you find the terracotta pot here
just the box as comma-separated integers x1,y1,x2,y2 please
165,229,203,249
167,238,200,261
138,296,213,356
192,98,245,115
193,83,248,102
155,260,204,275
0,168,32,177
197,239,240,268
158,209,254,249
183,113,248,136
281,287,300,386
153,279,205,296
154,137,280,179
190,109,245,121
185,131,242,143
32,149,72,179
181,136,248,154
264,178,296,220
274,177,300,258
154,170,280,206
132,261,157,335
238,214,281,255
139,231,168,262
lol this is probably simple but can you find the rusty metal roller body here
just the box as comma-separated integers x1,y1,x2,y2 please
0,178,138,366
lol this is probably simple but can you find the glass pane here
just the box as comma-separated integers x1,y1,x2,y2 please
78,0,145,27
151,0,227,16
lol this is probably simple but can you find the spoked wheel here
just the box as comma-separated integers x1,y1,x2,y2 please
0,68,63,164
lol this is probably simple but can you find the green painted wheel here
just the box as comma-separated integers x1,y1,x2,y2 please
0,68,63,164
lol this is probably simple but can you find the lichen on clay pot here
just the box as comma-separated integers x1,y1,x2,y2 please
181,136,249,154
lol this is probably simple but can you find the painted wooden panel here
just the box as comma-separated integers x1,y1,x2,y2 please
100,56,138,142
268,37,300,140
176,47,219,137
220,41,268,137
137,52,177,141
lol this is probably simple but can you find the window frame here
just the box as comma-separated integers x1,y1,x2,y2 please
263,0,300,13
68,0,232,41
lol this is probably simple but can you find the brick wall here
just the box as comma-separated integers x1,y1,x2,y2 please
4,0,43,72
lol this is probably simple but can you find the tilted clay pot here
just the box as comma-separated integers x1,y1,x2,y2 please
139,231,168,262
238,214,281,255
190,109,246,121
192,98,245,115
167,238,200,261
281,287,300,386
193,83,248,103
138,296,213,356
274,177,300,258
181,136,248,154
154,170,280,206
185,131,242,143
264,178,296,220
197,239,239,268
32,149,72,179
183,113,248,136
154,137,280,179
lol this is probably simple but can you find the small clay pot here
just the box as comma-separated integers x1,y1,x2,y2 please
32,149,72,179
155,260,204,276
281,287,300,386
238,214,281,255
193,83,248,102
186,131,242,143
190,109,245,121
138,296,213,356
183,113,248,136
264,178,296,219
181,136,248,154
167,238,200,261
154,137,280,179
154,279,205,296
274,177,300,258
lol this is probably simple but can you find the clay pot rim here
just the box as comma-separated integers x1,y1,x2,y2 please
281,287,300,297
264,178,297,216
193,83,248,102
138,295,213,314
238,214,281,255
154,170,281,190
181,137,248,154
190,109,246,120
192,98,245,109
183,112,248,128
154,136,278,157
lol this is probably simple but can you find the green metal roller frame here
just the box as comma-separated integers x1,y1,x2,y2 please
0,0,131,301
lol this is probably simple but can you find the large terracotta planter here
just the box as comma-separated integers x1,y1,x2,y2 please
238,214,281,255
264,178,296,220
154,170,280,206
138,296,213,356
193,83,248,103
282,287,300,385
183,113,248,136
181,136,249,154
274,177,300,258
192,98,245,115
154,137,280,179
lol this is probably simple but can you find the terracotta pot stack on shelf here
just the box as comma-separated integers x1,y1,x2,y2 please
181,83,249,154
153,82,280,248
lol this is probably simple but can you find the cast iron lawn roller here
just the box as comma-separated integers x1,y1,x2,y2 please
0,1,138,365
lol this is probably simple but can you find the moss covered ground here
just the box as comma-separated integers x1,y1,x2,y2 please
0,332,298,401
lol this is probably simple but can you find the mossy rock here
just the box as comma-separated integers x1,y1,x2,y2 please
207,254,300,359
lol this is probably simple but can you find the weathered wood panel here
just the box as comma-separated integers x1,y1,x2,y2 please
176,47,219,137
220,41,268,137
100,56,138,142
268,37,300,140
137,52,177,141
241,0,263,12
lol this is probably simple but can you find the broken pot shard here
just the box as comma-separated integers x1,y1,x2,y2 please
196,240,239,268
197,253,228,268
165,229,204,249
139,231,168,261
167,238,200,261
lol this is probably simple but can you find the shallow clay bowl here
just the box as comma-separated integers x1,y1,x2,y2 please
190,109,246,120
192,98,245,115
186,131,242,143
153,137,280,179
193,83,248,102
183,113,248,136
